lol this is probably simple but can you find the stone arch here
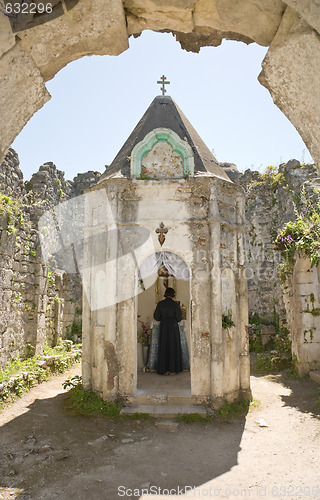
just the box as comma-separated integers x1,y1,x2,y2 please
1,2,320,171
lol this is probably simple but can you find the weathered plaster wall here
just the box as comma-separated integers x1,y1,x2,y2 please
283,258,320,375
0,1,320,175
82,176,249,405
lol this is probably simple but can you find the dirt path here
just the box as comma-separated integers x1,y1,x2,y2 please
0,367,319,500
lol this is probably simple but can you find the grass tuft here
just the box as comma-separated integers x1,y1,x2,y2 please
176,412,211,423
65,385,122,419
215,399,251,420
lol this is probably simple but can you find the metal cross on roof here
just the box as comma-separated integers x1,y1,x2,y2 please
157,75,170,96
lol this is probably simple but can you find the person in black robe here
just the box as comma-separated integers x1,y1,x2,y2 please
153,287,183,375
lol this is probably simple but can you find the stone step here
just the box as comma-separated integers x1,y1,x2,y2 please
120,404,207,418
309,370,320,384
127,394,194,405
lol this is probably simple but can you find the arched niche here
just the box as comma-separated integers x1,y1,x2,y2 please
130,128,194,179
136,250,191,375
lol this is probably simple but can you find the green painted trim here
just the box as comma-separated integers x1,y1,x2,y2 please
130,127,194,178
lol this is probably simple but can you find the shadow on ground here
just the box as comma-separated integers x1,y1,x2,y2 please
0,392,246,500
252,368,320,419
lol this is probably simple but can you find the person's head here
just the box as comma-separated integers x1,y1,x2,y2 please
164,287,175,298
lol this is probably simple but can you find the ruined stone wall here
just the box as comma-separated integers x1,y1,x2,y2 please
237,160,320,323
0,149,101,368
0,148,25,198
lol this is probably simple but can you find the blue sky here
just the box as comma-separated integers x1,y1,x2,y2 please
12,30,313,181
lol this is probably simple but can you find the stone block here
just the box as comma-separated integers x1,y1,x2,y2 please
299,283,317,296
282,0,320,36
300,312,316,330
296,272,313,284
0,15,15,58
0,41,50,163
259,8,320,167
260,325,276,346
0,268,13,287
193,0,285,46
125,0,194,35
285,159,300,171
19,0,129,81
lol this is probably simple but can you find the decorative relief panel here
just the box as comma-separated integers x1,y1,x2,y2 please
141,141,183,179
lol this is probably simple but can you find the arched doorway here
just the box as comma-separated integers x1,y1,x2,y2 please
136,251,191,398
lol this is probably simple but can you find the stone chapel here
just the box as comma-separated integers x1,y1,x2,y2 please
82,94,250,408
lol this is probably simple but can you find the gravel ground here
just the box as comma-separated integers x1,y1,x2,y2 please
0,365,319,500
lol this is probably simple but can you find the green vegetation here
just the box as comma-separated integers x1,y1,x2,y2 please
275,187,320,283
176,412,211,423
249,313,272,326
63,377,258,423
0,341,81,404
215,399,254,419
255,353,292,373
65,317,82,341
247,166,286,193
0,192,34,235
317,388,320,406
249,329,263,353
274,326,292,355
176,398,259,424
126,412,151,421
47,268,55,284
62,374,82,389
65,384,123,419
0,193,24,218
249,308,292,358
222,310,235,330
0,357,48,385
257,165,286,190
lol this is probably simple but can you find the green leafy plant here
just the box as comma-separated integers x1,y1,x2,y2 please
275,187,320,282
66,318,82,341
274,326,292,355
0,342,81,404
255,353,292,373
249,327,263,353
222,310,235,329
47,268,55,284
246,166,286,193
65,385,122,418
215,399,251,419
62,374,82,389
176,412,211,423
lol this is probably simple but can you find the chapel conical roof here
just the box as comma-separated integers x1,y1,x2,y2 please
99,95,232,183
